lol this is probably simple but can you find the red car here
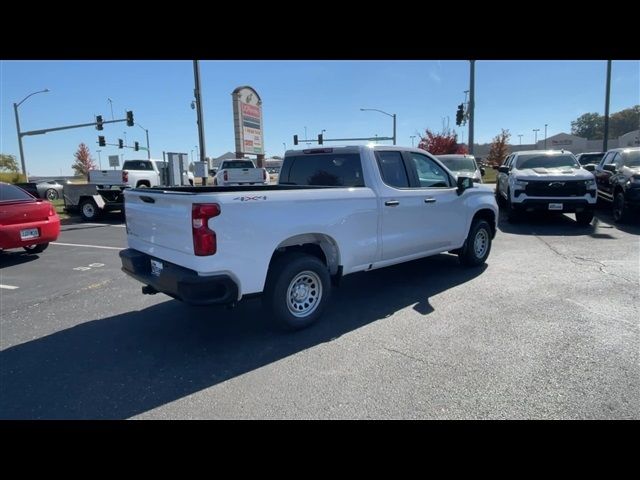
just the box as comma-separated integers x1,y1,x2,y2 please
0,182,60,254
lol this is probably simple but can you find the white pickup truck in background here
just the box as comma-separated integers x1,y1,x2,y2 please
120,145,498,330
212,159,269,186
89,159,194,188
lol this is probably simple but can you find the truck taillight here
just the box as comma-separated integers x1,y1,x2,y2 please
122,170,129,183
223,170,228,181
192,203,220,256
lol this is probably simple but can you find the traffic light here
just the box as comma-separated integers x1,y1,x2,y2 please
96,115,104,131
126,110,134,127
456,104,464,126
293,134,299,146
318,133,323,145
134,141,139,151
98,135,106,147
118,138,124,149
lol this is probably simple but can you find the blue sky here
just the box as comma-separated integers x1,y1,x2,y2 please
1,60,638,176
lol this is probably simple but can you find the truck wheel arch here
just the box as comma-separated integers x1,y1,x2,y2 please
270,233,341,276
471,209,496,238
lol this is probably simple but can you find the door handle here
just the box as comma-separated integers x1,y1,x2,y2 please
424,198,436,203
385,200,400,206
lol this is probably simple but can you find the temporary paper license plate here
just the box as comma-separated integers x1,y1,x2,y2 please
548,203,563,210
20,228,39,240
150,259,163,277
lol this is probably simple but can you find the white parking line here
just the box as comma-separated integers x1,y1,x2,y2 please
110,224,127,228
0,284,19,290
51,242,122,250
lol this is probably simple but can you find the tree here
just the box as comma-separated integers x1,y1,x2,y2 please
571,112,604,139
485,129,511,166
71,143,97,178
0,154,20,172
610,105,640,138
417,128,468,155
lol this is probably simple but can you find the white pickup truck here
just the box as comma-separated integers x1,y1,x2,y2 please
89,159,194,188
120,145,498,330
212,159,269,186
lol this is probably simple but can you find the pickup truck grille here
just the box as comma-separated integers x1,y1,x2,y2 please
524,180,587,197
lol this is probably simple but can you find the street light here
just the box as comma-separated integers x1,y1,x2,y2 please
136,122,151,159
410,135,416,147
96,149,102,170
518,134,523,146
544,124,548,149
360,108,396,145
282,142,286,152
533,129,540,148
14,88,50,181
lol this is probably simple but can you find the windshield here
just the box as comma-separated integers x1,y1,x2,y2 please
577,153,604,165
622,150,640,167
223,161,254,169
516,154,579,169
438,157,476,172
0,183,35,202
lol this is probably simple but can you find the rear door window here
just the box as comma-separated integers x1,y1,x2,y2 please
281,153,364,187
375,151,410,188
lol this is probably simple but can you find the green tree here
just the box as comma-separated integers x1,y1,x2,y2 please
71,143,97,178
485,129,511,166
571,112,604,139
610,105,640,137
0,153,20,172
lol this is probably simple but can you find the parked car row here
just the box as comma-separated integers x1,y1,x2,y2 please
14,179,66,201
492,147,639,224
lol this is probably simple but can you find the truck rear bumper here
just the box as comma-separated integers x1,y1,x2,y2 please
119,248,238,306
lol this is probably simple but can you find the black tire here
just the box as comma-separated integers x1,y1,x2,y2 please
575,210,594,226
263,252,331,331
79,199,101,221
495,188,505,207
23,243,49,254
612,191,630,223
459,219,492,267
506,191,520,223
136,182,149,188
45,188,59,201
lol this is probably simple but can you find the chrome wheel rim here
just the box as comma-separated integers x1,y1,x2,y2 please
286,270,322,318
46,189,58,200
474,228,489,258
82,203,95,218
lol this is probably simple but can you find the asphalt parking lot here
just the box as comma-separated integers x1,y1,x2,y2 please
1,210,638,419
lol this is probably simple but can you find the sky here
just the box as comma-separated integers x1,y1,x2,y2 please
1,60,638,176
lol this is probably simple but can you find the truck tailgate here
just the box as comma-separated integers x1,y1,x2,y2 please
226,168,264,183
124,190,197,254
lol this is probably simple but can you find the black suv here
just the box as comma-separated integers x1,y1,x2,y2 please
588,147,640,222
575,152,605,168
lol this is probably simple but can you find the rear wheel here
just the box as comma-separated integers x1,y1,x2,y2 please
80,199,101,221
45,188,59,201
23,243,49,254
263,252,331,331
459,219,492,267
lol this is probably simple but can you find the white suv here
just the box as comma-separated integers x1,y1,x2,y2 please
494,150,597,225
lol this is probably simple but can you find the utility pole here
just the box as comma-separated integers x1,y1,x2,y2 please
544,124,548,149
533,129,540,147
603,60,612,151
96,149,102,169
193,60,208,184
468,60,476,155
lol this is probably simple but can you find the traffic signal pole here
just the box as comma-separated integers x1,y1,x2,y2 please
468,60,475,155
21,117,128,137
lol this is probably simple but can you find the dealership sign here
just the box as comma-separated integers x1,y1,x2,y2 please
232,86,264,155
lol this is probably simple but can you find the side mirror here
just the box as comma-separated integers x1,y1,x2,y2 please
456,176,474,196
480,167,486,176
603,164,617,173
498,165,510,174
583,164,595,172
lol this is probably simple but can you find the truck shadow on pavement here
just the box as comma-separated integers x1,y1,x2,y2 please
497,210,621,239
0,253,484,419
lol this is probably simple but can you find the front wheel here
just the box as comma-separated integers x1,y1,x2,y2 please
612,192,630,223
263,252,331,331
23,243,49,254
45,188,59,201
575,210,594,226
459,219,492,267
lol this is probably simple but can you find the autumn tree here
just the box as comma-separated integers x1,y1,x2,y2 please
417,128,468,155
71,143,97,178
485,129,511,166
0,154,20,172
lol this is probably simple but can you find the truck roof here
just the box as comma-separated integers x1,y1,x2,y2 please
284,145,435,156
